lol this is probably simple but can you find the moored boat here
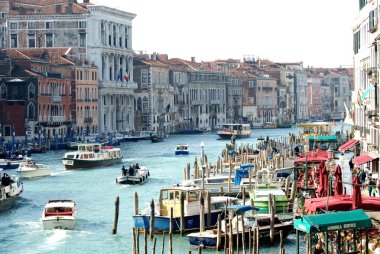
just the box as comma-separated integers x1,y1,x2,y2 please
0,156,29,170
16,159,51,178
187,205,293,248
133,186,239,233
61,143,123,169
41,200,77,230
0,173,23,212
249,185,289,214
175,144,189,155
217,124,251,139
116,164,150,184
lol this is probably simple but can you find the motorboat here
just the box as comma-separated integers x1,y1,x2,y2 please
175,144,189,155
61,143,123,169
116,165,150,185
16,159,51,178
187,205,293,248
41,200,77,230
217,124,251,139
0,173,23,212
133,186,239,233
0,155,29,170
249,185,289,214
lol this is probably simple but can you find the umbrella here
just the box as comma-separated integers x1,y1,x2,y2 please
334,165,343,195
318,162,328,197
352,175,363,210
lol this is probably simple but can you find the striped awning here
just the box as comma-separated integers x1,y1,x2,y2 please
352,153,379,165
338,139,359,153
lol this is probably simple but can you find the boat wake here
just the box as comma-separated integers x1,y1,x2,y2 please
40,229,70,252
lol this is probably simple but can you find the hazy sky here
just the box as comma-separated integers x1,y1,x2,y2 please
92,0,358,68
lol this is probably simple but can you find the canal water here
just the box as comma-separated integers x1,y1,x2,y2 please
0,127,350,254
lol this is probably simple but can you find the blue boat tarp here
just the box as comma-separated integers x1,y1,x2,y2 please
227,205,260,215
240,163,254,168
234,169,248,186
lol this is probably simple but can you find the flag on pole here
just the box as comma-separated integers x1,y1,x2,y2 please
344,102,354,126
361,83,375,102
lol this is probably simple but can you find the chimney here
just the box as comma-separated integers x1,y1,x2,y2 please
151,52,157,61
191,57,195,62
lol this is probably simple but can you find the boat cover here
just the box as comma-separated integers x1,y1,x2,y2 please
226,205,260,215
234,169,248,186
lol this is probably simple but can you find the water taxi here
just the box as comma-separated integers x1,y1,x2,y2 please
0,173,23,212
116,164,150,185
41,200,77,230
133,186,238,232
175,144,189,155
217,124,251,139
61,143,123,169
16,159,51,178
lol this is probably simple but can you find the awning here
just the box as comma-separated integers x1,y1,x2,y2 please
293,209,372,233
309,136,337,142
338,139,359,153
352,153,379,165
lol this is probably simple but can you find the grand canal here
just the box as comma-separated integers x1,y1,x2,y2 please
0,127,351,253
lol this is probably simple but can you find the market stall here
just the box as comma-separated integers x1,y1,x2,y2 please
293,209,372,254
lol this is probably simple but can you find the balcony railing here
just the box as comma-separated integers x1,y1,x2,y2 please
51,95,62,103
50,116,66,122
84,117,93,123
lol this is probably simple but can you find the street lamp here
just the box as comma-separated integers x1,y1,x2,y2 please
304,144,309,189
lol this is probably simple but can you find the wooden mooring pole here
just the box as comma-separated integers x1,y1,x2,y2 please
149,199,155,239
112,196,119,234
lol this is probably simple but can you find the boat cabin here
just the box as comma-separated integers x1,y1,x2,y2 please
44,200,75,216
158,187,236,217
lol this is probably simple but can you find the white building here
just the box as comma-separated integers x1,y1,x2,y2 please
86,5,137,133
352,0,379,174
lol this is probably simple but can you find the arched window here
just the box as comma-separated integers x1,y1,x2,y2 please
28,83,35,100
27,102,35,119
0,83,6,99
142,97,148,110
137,97,142,110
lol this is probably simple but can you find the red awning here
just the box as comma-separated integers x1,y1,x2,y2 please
338,139,359,153
352,153,379,165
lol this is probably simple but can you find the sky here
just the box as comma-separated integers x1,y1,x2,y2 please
92,0,358,68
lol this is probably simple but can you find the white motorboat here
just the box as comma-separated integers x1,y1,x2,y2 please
16,159,51,178
175,144,189,155
0,173,23,211
116,165,150,184
41,200,77,230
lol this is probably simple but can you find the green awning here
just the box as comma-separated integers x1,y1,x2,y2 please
309,136,337,142
293,209,372,233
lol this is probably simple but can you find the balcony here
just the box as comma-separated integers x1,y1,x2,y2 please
84,117,93,124
50,116,66,122
51,95,62,103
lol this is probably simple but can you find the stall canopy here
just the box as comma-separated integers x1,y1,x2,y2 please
338,139,359,153
309,136,337,142
352,153,379,165
293,209,372,233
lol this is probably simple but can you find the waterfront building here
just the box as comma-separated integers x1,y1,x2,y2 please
3,0,136,134
306,74,322,120
323,70,351,120
133,53,174,134
255,75,278,124
0,59,37,141
226,76,243,124
352,0,380,174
